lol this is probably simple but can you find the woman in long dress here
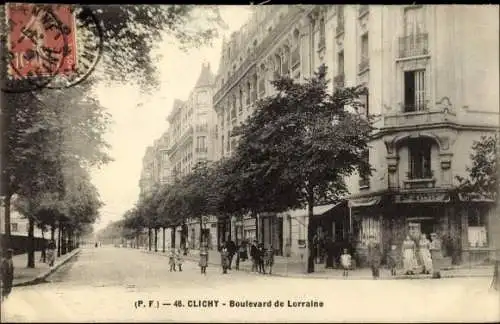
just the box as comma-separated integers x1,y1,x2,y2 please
402,235,417,275
419,234,433,274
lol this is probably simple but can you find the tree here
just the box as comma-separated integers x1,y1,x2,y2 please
456,134,498,201
231,65,373,273
80,5,228,92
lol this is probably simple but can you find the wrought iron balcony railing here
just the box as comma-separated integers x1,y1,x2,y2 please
398,33,429,58
195,147,208,153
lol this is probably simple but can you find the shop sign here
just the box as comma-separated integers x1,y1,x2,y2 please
394,191,451,204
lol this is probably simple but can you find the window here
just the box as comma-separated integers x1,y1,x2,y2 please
408,138,432,179
11,223,18,232
221,135,225,155
336,5,345,35
359,87,369,116
359,149,370,188
196,136,206,149
359,33,369,72
239,89,243,114
467,208,488,247
337,51,344,75
359,217,381,246
197,91,210,105
404,6,425,37
291,29,300,70
404,70,426,112
318,17,326,48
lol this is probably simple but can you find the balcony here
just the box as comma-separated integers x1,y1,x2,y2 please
334,73,345,88
398,33,429,58
214,53,256,104
383,106,457,129
195,124,208,132
358,5,369,17
404,170,435,189
195,147,208,154
358,58,369,73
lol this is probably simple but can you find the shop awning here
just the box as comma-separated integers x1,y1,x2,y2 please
458,192,495,203
348,196,382,208
280,202,344,219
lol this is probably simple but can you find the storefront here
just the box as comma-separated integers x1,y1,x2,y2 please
350,190,496,267
258,213,283,256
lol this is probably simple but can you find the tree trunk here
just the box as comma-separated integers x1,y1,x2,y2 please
171,226,176,249
27,217,35,268
255,213,259,242
148,228,152,251
154,228,158,252
199,216,203,249
57,223,62,257
51,224,55,241
2,193,12,249
162,227,166,253
307,197,315,273
135,233,139,249
62,226,67,255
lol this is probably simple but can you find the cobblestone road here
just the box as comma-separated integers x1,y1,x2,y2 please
2,246,498,322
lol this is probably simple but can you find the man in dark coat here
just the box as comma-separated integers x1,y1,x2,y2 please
367,235,382,279
250,240,258,272
226,240,236,270
1,249,15,301
325,237,335,269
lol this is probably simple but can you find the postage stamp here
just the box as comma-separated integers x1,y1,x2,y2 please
6,3,77,80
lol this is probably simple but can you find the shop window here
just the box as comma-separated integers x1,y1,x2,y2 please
359,217,381,245
467,208,488,248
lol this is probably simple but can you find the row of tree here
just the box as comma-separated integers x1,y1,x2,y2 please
122,66,374,273
1,5,226,267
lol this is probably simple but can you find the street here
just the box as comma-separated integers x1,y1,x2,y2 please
2,246,499,323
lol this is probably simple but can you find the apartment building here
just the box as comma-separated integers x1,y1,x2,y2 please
213,5,499,263
166,63,219,250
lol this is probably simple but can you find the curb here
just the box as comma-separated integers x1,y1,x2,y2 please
13,249,81,287
140,249,493,280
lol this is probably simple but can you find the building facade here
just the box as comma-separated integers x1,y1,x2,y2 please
213,5,499,263
166,63,219,250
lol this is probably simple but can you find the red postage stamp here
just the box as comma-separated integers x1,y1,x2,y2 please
6,3,77,79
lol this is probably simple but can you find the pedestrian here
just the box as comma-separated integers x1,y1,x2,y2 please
235,242,240,271
199,241,208,275
176,248,184,272
227,240,236,270
367,235,382,279
387,244,399,276
169,249,176,272
239,240,248,262
1,249,14,301
429,233,443,279
250,240,258,272
258,243,266,274
47,240,56,267
340,248,352,278
265,245,274,275
419,234,433,274
325,237,335,269
402,235,417,275
40,240,47,263
220,243,229,274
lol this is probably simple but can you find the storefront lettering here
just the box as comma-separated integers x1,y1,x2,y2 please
395,192,450,203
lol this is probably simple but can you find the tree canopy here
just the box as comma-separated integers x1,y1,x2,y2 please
456,134,498,201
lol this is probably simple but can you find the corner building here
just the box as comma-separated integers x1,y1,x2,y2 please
214,5,499,264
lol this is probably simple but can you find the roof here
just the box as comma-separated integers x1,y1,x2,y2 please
195,62,215,88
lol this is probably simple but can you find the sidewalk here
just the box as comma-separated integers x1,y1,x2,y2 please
12,249,81,287
139,248,494,280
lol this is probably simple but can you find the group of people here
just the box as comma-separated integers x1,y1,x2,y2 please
402,233,443,278
213,240,274,275
168,248,184,272
249,240,274,275
335,233,443,280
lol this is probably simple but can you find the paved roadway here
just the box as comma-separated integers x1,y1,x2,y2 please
2,246,499,323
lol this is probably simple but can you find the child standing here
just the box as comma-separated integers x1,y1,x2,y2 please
265,245,275,275
340,248,352,278
387,244,399,276
176,248,184,272
199,242,208,275
169,249,176,272
220,243,229,274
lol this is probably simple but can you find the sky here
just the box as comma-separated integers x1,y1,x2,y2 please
90,6,253,231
